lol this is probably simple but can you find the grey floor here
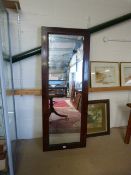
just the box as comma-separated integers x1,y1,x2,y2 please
16,127,131,175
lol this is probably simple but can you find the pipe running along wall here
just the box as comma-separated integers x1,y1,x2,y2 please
9,13,131,63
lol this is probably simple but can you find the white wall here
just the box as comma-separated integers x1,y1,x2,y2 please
8,0,131,139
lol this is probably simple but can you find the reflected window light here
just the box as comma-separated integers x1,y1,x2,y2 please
8,112,14,114
91,72,95,75
105,69,110,72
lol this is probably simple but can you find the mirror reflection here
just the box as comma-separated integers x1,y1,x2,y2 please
48,34,83,145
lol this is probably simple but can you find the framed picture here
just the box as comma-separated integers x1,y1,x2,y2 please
87,99,110,137
91,62,120,87
120,62,131,86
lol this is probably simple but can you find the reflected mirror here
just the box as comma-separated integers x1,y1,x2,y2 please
42,27,90,151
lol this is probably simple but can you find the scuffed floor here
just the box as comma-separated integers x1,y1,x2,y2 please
16,127,131,175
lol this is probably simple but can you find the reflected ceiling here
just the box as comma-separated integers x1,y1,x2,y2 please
49,34,83,72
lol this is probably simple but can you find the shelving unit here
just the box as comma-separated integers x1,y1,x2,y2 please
3,0,20,11
6,86,131,96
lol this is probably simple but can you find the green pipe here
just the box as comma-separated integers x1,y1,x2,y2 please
11,13,131,63
12,46,41,63
89,13,131,33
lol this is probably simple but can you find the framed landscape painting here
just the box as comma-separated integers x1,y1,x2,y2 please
87,99,110,137
121,62,131,86
91,62,120,87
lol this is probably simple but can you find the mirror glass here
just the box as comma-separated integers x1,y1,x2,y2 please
48,34,83,145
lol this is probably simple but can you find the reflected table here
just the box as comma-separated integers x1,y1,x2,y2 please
49,94,68,118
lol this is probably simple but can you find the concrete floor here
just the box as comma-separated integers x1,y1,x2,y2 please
16,127,131,175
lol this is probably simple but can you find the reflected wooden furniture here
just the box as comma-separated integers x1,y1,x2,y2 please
73,90,82,111
49,86,67,97
73,93,81,110
49,87,68,118
124,103,131,144
49,94,68,118
70,82,75,102
70,87,82,111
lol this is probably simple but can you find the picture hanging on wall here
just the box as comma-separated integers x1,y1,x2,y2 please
87,99,110,137
120,62,131,86
91,62,120,87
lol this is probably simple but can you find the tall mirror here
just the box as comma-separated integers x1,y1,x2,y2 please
42,27,90,151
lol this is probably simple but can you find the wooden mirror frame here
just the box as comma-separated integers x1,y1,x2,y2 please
41,27,90,151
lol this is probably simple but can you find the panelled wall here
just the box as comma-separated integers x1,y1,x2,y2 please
8,0,131,139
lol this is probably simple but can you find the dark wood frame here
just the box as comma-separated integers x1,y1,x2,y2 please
87,99,110,137
41,27,90,151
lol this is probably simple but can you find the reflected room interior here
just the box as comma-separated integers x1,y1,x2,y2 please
48,34,84,145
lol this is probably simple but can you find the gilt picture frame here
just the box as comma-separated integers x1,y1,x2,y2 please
87,99,110,137
120,62,131,86
91,62,120,87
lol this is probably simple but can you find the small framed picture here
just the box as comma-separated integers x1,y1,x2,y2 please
87,99,110,137
120,62,131,86
91,62,120,87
